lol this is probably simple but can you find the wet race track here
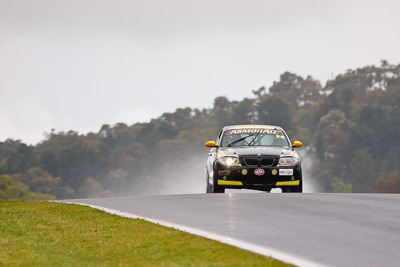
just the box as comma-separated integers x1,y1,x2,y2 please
65,193,400,267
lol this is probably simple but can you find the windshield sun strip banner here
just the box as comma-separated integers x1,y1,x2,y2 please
225,129,279,135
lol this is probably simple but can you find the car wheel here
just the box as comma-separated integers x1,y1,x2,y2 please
281,179,303,193
206,170,225,193
213,185,225,193
206,171,213,193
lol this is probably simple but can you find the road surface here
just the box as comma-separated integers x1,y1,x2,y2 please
65,193,400,267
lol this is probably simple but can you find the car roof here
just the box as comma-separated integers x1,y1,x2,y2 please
221,124,284,131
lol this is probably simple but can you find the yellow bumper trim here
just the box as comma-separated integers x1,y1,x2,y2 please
218,180,243,186
276,180,300,186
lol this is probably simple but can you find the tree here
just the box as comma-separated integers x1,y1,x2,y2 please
157,121,178,140
349,105,391,159
268,73,322,107
0,175,55,200
136,122,158,148
232,98,255,124
256,98,292,130
37,130,82,155
58,144,94,191
40,150,59,177
269,72,301,96
252,86,266,97
338,88,354,115
376,171,400,193
350,148,377,192
16,167,62,194
2,143,38,174
114,123,136,147
1,61,400,199
331,177,352,193
317,110,353,161
162,108,192,131
0,139,20,164
211,96,234,129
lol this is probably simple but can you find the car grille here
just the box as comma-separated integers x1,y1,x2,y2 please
243,157,275,167
260,158,274,166
244,158,259,166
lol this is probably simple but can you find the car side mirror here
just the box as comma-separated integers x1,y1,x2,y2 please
292,141,303,148
205,141,218,147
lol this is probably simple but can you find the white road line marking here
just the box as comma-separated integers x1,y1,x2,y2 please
65,202,328,267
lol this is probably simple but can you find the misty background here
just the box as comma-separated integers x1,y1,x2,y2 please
1,0,400,144
1,60,400,199
1,1,400,199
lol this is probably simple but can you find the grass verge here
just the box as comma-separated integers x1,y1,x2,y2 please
0,200,293,266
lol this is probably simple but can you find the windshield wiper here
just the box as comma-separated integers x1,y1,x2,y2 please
227,135,253,147
248,132,260,146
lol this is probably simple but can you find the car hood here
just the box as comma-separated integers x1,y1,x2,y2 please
218,146,295,158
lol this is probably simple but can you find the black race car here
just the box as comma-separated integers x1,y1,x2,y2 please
205,125,303,193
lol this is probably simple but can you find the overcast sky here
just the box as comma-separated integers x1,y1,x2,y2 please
1,0,399,145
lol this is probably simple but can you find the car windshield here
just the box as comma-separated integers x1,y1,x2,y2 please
220,128,289,147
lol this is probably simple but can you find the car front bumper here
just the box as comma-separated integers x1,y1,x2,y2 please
216,165,301,190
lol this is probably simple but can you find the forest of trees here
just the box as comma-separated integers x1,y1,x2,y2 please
1,60,400,199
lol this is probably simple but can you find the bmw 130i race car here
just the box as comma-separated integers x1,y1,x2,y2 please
205,125,303,193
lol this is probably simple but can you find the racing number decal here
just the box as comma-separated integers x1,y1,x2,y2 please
254,168,265,176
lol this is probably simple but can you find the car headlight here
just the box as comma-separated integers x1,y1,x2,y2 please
278,157,300,166
218,157,241,167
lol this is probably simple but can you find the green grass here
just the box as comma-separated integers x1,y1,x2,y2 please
0,201,293,267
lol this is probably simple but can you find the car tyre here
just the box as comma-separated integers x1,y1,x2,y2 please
206,171,213,193
213,185,225,193
206,170,225,193
281,179,303,193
